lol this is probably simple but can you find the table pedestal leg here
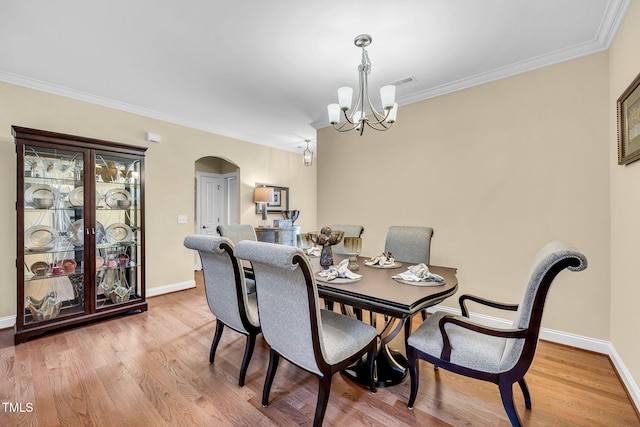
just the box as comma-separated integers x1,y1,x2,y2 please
342,343,408,388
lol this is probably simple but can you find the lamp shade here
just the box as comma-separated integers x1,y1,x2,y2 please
254,187,274,203
327,103,341,124
380,85,396,109
338,86,353,110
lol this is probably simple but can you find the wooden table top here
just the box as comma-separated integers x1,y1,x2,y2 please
310,255,458,318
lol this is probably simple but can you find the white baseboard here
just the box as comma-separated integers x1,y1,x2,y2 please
0,315,15,329
428,305,640,412
146,280,195,297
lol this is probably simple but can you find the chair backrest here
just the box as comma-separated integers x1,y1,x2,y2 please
500,241,587,371
183,235,258,332
234,240,325,375
384,226,434,264
216,224,257,245
330,224,364,255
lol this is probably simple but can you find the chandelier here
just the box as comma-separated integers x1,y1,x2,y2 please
327,34,398,135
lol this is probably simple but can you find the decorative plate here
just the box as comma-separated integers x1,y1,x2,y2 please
30,261,50,276
364,261,403,269
314,272,361,284
104,188,132,209
392,277,446,287
105,223,134,243
24,184,56,207
24,225,57,249
68,187,102,207
67,220,106,246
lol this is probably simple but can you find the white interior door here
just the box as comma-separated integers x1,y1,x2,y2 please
226,175,238,224
198,173,222,236
195,171,238,270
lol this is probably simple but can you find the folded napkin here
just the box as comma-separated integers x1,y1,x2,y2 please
307,246,321,256
392,263,444,282
364,251,396,267
317,259,362,281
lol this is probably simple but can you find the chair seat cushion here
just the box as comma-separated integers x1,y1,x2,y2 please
408,311,520,374
320,309,377,366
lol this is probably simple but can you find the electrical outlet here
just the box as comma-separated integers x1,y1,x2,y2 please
177,215,187,224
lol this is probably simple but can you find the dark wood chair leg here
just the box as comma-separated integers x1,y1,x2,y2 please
366,347,376,393
421,310,427,320
313,375,332,427
210,321,225,364
407,348,419,409
518,378,531,409
238,332,257,387
499,379,522,427
262,349,280,407
324,299,334,311
404,316,412,344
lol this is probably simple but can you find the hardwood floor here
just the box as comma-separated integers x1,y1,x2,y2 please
1,271,638,426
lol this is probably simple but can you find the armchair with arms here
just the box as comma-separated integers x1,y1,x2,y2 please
406,241,587,426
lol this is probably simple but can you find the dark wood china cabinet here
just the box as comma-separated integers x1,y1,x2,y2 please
13,126,147,343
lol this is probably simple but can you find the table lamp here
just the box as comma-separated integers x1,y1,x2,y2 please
254,186,274,227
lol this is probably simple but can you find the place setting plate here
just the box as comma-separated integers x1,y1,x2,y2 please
314,272,361,284
364,261,403,269
391,277,446,287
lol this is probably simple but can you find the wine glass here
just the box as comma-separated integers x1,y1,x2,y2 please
343,237,362,271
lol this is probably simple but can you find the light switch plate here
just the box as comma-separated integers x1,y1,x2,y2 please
177,215,187,224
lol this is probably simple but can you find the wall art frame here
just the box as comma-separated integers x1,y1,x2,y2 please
617,72,640,165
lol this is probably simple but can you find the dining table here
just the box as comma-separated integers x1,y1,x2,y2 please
310,254,458,387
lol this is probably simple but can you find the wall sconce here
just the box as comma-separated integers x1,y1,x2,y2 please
254,186,274,227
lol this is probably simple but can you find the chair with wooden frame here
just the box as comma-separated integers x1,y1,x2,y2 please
234,240,378,427
406,241,587,426
183,235,261,387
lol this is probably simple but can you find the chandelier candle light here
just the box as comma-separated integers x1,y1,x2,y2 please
327,34,398,135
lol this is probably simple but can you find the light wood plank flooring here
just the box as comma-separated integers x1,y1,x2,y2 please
1,271,638,426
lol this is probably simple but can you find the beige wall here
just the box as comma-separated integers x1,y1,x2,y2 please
318,52,610,340
609,0,640,396
0,81,317,320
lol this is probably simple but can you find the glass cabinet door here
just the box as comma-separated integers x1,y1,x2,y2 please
22,145,86,324
94,152,143,308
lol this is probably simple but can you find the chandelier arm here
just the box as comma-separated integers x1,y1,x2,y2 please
332,123,358,132
364,120,391,131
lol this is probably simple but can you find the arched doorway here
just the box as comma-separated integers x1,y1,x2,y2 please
194,156,239,269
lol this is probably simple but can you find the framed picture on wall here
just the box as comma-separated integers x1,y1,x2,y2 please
255,184,289,213
617,72,640,165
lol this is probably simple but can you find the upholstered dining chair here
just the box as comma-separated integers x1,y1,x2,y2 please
384,225,434,266
406,241,587,427
217,224,258,290
183,235,261,387
216,224,257,244
385,225,435,327
234,240,378,427
330,224,364,255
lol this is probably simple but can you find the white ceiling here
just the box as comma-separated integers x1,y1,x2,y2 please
0,0,631,154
